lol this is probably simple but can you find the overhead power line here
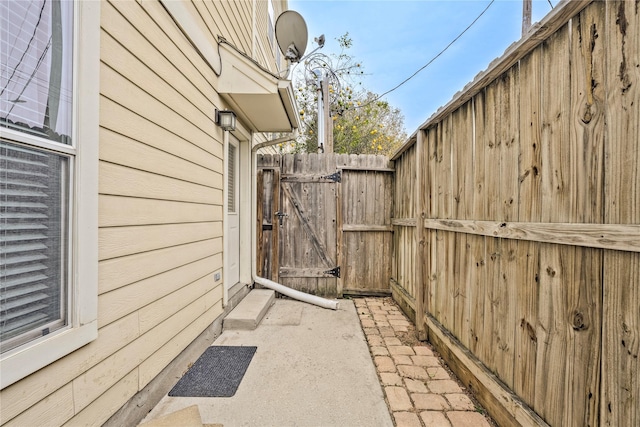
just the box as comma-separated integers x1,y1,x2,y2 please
356,0,495,111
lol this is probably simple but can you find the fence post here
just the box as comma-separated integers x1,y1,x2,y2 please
415,130,427,341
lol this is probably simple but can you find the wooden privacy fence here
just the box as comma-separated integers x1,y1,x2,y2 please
257,153,393,298
391,1,639,426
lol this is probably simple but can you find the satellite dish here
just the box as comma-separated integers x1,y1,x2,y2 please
275,10,308,62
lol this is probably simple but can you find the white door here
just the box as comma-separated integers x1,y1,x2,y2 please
226,136,240,289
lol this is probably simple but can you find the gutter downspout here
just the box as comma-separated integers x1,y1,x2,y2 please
251,131,339,310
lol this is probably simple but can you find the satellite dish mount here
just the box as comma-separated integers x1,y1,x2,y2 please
275,10,308,63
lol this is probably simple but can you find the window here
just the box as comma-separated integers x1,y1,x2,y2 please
0,0,99,389
267,0,275,49
227,142,236,213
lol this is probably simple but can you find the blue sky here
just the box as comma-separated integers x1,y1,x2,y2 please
287,0,554,133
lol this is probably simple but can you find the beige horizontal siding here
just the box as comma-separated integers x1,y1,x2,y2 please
71,300,222,417
100,99,222,172
255,0,268,52
99,222,222,261
0,313,139,422
139,274,223,333
99,35,216,146
100,65,220,159
100,128,222,189
2,0,271,424
98,254,222,327
113,0,219,92
3,384,75,427
99,196,223,227
99,238,222,294
202,0,250,53
101,2,216,118
138,289,222,387
63,370,138,427
99,162,221,204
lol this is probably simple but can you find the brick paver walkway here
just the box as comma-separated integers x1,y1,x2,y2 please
354,297,495,427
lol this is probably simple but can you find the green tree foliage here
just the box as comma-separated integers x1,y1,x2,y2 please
286,33,407,156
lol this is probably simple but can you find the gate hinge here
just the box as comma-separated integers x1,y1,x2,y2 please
322,171,341,183
324,266,341,278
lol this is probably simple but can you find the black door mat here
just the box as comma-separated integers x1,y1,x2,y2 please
169,346,257,397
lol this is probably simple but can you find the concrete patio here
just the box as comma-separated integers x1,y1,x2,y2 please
139,296,493,427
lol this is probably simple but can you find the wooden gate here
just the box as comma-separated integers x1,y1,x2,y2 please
257,153,393,298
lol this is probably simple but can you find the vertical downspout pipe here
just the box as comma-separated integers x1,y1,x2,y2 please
251,131,339,310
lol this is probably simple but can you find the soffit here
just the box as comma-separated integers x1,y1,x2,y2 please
218,43,300,133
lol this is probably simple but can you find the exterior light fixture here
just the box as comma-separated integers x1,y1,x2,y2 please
215,109,236,131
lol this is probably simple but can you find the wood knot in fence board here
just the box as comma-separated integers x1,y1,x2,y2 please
572,311,588,331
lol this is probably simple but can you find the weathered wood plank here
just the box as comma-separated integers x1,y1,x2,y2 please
336,159,344,297
496,65,520,389
280,173,342,183
342,224,394,232
468,94,487,357
602,2,640,426
415,130,426,339
339,166,394,172
534,244,569,426
426,127,439,318
481,79,501,372
563,247,602,427
422,219,640,252
256,169,266,278
277,268,339,278
392,218,417,227
271,168,281,282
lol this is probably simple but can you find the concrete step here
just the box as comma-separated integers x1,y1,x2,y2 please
223,289,275,331
138,405,223,427
139,405,204,427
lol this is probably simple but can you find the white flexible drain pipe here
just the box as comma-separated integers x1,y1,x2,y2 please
254,277,339,310
251,131,339,311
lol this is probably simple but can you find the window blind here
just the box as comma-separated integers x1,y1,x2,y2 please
0,141,68,352
228,143,236,213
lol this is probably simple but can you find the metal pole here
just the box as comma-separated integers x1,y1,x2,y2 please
322,73,333,153
314,69,324,153
522,0,532,36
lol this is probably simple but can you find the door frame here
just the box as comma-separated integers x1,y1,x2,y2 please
223,130,251,306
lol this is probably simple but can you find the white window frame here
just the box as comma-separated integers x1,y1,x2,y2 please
0,0,99,390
